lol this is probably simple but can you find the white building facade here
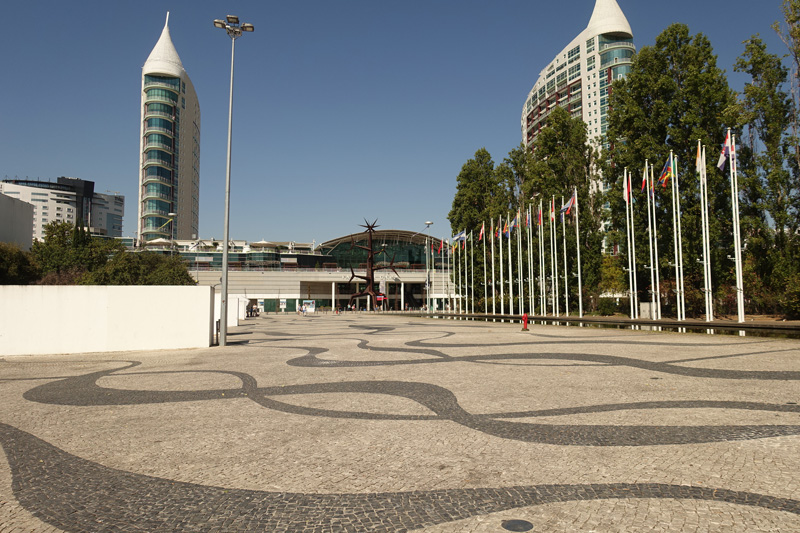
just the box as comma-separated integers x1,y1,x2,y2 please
138,13,200,244
521,0,634,148
0,178,124,241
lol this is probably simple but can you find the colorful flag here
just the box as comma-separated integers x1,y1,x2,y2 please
478,222,485,241
538,208,543,226
560,192,576,215
696,143,702,175
641,165,648,192
452,230,466,242
526,210,531,228
717,130,731,171
550,198,556,221
438,239,443,253
503,220,509,238
658,156,673,188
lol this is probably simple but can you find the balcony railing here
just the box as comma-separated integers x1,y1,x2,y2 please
600,41,635,52
142,208,170,217
144,94,178,105
143,80,180,92
143,125,174,137
142,190,172,202
143,158,174,169
144,141,174,152
144,110,175,120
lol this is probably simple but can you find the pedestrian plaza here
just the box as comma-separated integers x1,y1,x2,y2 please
1,314,799,531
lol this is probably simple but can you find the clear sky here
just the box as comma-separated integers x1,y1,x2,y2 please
0,0,788,245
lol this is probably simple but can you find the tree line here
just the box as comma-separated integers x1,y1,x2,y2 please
0,221,195,286
448,6,800,320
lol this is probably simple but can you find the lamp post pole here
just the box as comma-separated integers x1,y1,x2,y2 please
214,15,253,347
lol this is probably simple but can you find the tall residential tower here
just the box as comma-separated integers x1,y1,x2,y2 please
521,0,634,149
138,13,200,243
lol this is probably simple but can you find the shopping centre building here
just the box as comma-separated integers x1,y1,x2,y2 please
142,229,453,312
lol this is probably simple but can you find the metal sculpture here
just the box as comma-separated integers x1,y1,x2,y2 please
348,220,398,310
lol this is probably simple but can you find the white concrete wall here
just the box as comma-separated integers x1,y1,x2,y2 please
0,286,214,356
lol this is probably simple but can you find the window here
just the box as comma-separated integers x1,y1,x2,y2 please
586,37,595,53
587,56,595,72
568,64,581,81
568,45,580,63
557,71,567,85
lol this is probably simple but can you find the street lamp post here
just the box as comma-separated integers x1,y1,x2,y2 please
167,211,177,255
214,15,253,347
423,221,433,313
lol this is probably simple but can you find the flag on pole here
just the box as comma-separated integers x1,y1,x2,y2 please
641,164,648,192
696,143,703,175
452,230,466,242
658,156,673,188
560,192,576,215
717,130,731,170
550,198,556,220
503,220,509,238
478,222,485,241
438,239,443,253
538,208,543,226
623,173,631,204
526,210,531,228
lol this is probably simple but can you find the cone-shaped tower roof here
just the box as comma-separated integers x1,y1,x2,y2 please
585,0,632,38
143,12,185,77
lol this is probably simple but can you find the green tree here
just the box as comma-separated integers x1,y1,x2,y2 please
83,252,195,285
448,148,507,233
31,221,124,281
0,243,40,284
734,35,798,315
605,23,738,315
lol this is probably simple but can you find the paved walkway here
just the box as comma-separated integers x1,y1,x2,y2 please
1,314,799,532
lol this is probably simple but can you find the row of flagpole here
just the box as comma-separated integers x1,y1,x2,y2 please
448,189,583,319
444,128,744,323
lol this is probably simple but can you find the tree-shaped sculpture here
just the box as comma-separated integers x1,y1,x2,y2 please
348,219,398,310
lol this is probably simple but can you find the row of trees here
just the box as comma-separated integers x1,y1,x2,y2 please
0,222,195,286
449,6,800,319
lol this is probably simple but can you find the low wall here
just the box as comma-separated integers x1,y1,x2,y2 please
0,286,214,356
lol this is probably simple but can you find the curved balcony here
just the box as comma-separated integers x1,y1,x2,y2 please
141,228,171,240
144,109,175,120
142,207,170,217
600,41,635,52
143,80,181,92
142,190,172,202
144,93,178,106
142,175,172,188
144,140,174,152
142,158,174,170
143,125,174,137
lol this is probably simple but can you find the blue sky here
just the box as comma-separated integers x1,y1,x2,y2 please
0,0,788,244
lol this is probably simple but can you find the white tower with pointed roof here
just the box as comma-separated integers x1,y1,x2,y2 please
138,13,200,243
521,0,634,148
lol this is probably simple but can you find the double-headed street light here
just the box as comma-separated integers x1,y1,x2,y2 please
214,15,254,347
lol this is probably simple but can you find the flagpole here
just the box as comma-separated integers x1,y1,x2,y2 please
629,168,639,319
506,213,514,315
625,168,635,318
731,133,745,323
499,215,505,318
676,155,686,321
517,211,523,315
645,160,656,319
574,188,583,317
527,206,535,316
463,229,468,316
670,151,681,320
539,201,546,315
491,219,496,318
562,196,569,316
482,223,487,315
651,163,662,319
470,231,475,315
550,197,557,317
700,144,713,321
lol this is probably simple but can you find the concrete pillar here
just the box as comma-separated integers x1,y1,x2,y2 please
401,282,405,311
331,282,336,311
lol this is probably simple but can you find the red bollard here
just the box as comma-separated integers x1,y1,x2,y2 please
521,313,529,331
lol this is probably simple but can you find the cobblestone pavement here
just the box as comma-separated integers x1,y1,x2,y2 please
1,314,799,532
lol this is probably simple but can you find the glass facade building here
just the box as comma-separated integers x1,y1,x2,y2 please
521,0,634,148
138,14,200,243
